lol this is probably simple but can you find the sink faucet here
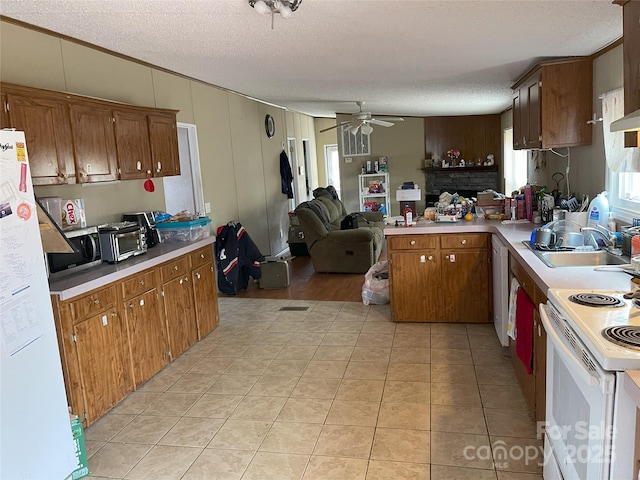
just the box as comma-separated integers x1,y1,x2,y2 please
581,225,616,250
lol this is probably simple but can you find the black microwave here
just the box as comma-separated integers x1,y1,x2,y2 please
46,226,102,279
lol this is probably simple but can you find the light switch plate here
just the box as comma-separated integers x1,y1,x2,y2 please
345,157,352,163
204,203,211,214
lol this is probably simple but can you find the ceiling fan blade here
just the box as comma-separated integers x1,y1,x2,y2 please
319,121,352,133
369,119,394,127
376,117,405,122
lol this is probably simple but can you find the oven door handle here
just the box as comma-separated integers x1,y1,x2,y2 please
540,304,601,389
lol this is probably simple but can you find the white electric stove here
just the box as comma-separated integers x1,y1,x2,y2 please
541,288,640,480
547,288,640,371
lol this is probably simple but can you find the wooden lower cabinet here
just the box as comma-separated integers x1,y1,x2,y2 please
123,287,168,386
52,245,218,426
509,253,547,422
388,233,491,323
73,307,130,425
192,262,219,337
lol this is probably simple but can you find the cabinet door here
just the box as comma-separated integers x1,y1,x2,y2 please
6,92,75,185
192,262,219,338
124,288,169,386
114,109,152,180
524,75,542,149
162,275,197,359
512,90,522,149
389,251,440,322
73,308,128,424
441,250,490,323
534,310,547,423
69,103,119,183
148,112,180,177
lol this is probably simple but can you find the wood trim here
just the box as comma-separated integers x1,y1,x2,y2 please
590,37,624,59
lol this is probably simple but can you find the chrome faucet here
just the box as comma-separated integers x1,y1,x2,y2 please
581,225,615,250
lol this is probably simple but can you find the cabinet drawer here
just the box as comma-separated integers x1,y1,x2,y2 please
388,235,439,251
160,256,190,281
69,285,116,320
440,234,488,250
190,247,213,269
122,269,156,300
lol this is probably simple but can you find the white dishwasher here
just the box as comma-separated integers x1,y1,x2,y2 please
491,235,509,347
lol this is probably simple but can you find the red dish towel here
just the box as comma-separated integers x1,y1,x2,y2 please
515,288,535,374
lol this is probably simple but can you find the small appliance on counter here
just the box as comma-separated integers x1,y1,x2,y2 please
122,212,160,248
98,221,147,263
45,226,102,279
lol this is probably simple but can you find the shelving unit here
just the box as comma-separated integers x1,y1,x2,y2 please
359,173,390,216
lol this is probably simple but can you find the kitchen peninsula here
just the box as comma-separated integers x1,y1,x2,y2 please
49,238,218,427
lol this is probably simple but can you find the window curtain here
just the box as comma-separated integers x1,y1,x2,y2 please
602,88,640,173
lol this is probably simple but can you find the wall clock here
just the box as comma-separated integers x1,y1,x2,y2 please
265,114,275,138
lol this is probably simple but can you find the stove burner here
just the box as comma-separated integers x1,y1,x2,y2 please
568,293,625,308
602,326,640,350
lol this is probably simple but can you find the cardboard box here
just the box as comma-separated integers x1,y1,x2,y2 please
70,416,89,479
476,192,503,206
62,199,87,229
396,188,421,201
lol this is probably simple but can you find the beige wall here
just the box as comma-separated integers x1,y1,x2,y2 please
314,118,339,187
1,20,317,256
335,115,426,216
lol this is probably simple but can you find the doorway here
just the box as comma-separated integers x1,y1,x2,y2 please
287,137,299,209
324,144,341,198
302,139,312,200
163,123,204,215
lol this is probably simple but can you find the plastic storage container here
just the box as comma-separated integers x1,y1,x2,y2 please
156,217,211,243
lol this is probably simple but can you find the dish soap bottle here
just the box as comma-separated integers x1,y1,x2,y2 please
587,192,610,229
403,204,413,227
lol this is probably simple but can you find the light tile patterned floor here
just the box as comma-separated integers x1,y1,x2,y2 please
85,298,544,480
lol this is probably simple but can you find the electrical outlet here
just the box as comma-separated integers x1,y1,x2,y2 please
204,202,211,214
345,157,352,163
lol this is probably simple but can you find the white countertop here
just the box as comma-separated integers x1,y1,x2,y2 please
384,218,633,295
49,237,215,301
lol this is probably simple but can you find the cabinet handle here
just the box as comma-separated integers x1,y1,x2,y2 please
174,265,179,271
111,312,117,317
180,279,183,285
428,255,433,261
445,255,449,260
200,253,205,259
196,273,201,279
461,239,467,245
93,298,100,305
139,280,145,286
410,240,416,245
157,161,162,172
184,276,189,282
57,172,67,179
129,303,133,308
80,172,88,178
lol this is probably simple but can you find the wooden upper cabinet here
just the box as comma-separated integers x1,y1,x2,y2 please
512,57,592,150
0,93,9,129
114,109,152,180
148,112,180,177
69,102,119,183
620,0,640,148
4,89,76,185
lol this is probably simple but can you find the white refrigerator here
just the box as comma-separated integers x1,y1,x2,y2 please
0,130,77,478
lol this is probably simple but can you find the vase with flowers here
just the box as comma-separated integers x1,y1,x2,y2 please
447,149,460,166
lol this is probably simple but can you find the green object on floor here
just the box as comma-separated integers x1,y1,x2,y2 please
70,416,89,479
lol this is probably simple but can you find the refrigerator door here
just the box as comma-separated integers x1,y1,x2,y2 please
0,130,77,478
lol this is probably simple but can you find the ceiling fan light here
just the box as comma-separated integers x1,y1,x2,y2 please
279,4,293,18
361,124,373,135
253,0,271,15
349,125,360,136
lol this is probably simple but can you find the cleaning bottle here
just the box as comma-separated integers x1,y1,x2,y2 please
403,203,413,227
587,192,610,229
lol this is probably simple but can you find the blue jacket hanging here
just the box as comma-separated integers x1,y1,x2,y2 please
280,149,294,199
215,222,263,295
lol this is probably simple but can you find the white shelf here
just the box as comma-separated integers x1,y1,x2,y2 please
359,172,390,216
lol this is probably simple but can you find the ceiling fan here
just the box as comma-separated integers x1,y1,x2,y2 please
319,101,404,135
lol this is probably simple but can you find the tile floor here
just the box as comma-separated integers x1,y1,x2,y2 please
85,298,544,480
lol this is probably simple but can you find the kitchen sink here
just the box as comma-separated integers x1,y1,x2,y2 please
523,241,629,268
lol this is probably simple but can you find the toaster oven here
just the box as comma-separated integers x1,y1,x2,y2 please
98,222,147,263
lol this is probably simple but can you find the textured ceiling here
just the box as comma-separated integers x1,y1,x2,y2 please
0,0,623,118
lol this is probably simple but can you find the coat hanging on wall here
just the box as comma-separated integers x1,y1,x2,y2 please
280,149,294,199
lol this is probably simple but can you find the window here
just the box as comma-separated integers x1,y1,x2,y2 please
342,128,370,156
503,128,528,195
324,144,341,199
607,170,640,224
